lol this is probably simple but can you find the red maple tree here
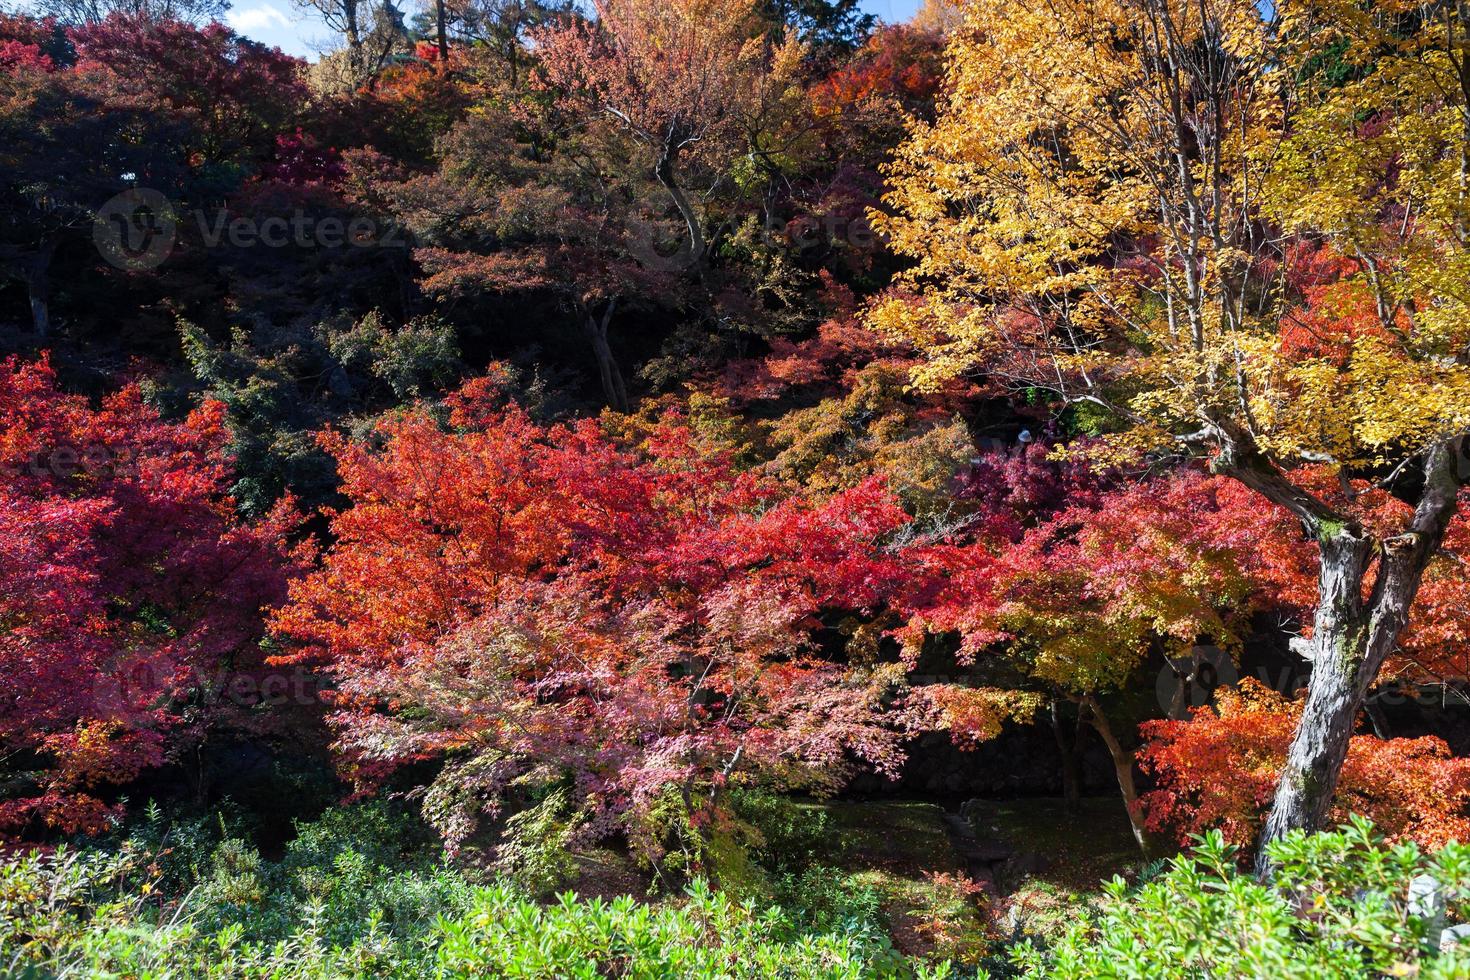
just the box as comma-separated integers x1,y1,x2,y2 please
0,356,298,834
270,371,920,859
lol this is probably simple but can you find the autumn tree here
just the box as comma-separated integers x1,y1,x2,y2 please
0,12,319,344
759,0,871,54
0,16,187,336
0,356,297,834
329,41,473,164
70,14,306,166
875,0,1470,869
1139,680,1470,852
296,0,409,87
372,106,668,409
762,360,973,519
908,0,960,36
270,371,926,867
375,0,883,410
295,0,369,81
33,0,230,27
809,22,943,124
534,0,803,268
0,11,70,67
403,0,572,87
896,465,1274,854
441,0,572,87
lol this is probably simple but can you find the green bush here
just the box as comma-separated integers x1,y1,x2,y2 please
731,790,838,873
493,787,581,897
0,802,951,979
1012,817,1470,979
434,878,947,979
773,865,885,938
0,801,467,978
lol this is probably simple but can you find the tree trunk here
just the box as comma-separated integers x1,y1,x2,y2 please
1250,439,1465,876
1050,700,1081,812
1252,528,1374,874
23,241,56,338
1079,695,1156,859
434,0,448,66
344,0,363,79
28,279,49,339
653,144,706,267
583,299,628,412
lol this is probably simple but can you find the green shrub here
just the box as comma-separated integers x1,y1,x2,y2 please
191,802,471,950
731,790,836,873
434,878,948,979
494,787,581,897
774,865,885,938
0,802,953,979
1013,817,1470,979
0,802,469,978
0,845,142,964
326,311,460,402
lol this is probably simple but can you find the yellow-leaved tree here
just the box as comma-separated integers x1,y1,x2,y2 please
874,0,1470,871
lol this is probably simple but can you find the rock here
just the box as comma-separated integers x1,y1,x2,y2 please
1441,924,1470,951
970,840,1016,863
1007,850,1051,877
1409,874,1447,936
958,798,991,825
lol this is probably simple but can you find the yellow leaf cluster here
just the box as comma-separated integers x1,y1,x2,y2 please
873,0,1470,471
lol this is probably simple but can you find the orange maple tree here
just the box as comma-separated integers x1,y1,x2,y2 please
1140,679,1470,850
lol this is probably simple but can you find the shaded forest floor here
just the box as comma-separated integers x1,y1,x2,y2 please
565,797,1143,966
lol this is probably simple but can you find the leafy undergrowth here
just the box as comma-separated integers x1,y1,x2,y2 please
967,798,1141,890
0,801,960,979
812,801,995,965
961,798,1144,943
1012,819,1470,978
7,796,1461,979
560,798,997,968
565,846,651,903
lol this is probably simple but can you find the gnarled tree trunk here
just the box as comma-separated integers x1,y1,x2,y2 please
434,0,448,66
1227,436,1466,876
28,277,50,338
11,239,57,338
653,143,706,267
343,0,363,78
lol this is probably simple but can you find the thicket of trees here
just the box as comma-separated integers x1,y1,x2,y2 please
4,0,1470,913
